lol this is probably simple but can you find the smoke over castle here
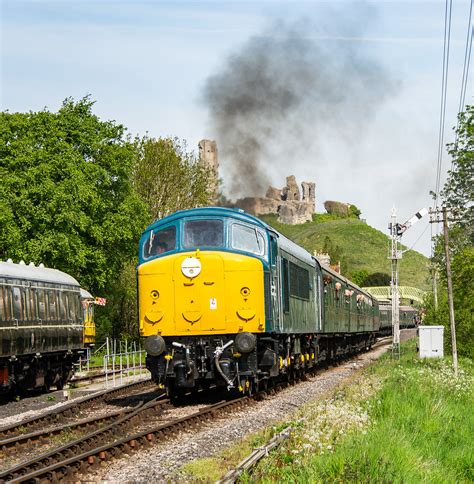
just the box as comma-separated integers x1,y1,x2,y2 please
203,18,396,199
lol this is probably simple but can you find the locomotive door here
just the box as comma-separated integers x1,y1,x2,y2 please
269,235,282,331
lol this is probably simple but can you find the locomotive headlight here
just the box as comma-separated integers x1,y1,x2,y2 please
144,335,166,356
181,257,201,278
234,332,257,353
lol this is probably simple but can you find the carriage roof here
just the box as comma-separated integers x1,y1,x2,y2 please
0,261,80,287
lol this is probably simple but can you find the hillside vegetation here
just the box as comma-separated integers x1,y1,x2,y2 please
260,214,430,291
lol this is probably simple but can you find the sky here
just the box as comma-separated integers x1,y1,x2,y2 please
1,0,473,258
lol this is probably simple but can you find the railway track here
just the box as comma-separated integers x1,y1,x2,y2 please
0,395,252,483
0,378,154,440
0,338,398,483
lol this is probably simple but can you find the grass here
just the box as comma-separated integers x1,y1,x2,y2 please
181,342,473,483
181,428,275,481
259,214,430,290
249,342,473,483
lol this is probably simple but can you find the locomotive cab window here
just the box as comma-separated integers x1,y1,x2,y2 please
143,225,176,259
183,219,224,248
231,223,266,257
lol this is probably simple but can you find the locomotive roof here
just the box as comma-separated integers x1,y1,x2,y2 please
144,207,270,232
0,261,80,287
276,233,316,266
144,207,315,265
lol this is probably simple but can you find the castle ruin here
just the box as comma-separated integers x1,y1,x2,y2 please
198,139,316,224
234,175,316,224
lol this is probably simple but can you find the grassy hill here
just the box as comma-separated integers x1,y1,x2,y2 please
260,214,430,291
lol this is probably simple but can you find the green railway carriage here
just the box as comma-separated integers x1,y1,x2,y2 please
379,300,419,335
321,265,379,334
269,233,322,334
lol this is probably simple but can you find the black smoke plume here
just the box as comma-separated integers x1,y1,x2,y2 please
203,18,396,197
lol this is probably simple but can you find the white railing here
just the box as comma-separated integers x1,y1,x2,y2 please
102,338,147,387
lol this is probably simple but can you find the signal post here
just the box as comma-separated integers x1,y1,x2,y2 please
389,207,428,358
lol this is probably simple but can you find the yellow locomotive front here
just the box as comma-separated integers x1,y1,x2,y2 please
138,209,269,397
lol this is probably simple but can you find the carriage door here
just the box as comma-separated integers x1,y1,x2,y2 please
269,235,282,331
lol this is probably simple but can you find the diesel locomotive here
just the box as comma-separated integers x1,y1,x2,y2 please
0,260,90,393
138,207,380,398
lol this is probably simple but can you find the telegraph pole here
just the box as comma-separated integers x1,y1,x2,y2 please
430,207,458,376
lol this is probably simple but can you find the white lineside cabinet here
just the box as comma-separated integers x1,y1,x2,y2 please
419,326,444,358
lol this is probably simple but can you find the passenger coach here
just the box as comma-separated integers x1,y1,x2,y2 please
0,260,85,393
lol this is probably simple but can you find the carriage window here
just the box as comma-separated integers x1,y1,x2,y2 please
38,289,46,320
69,293,79,321
289,262,310,300
183,219,224,248
20,288,28,320
48,290,58,321
12,287,22,320
282,258,290,313
28,288,37,321
143,226,176,258
231,224,266,256
59,292,68,320
0,286,12,322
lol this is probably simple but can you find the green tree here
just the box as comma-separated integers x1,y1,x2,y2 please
349,204,361,219
442,105,474,241
362,272,391,287
0,97,148,294
322,236,348,274
132,136,215,222
424,105,474,358
350,269,369,287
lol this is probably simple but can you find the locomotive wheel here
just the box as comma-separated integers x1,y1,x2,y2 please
245,378,257,397
168,387,186,404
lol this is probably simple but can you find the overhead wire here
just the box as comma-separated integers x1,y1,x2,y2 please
432,0,453,257
404,223,430,254
454,0,474,152
434,0,453,209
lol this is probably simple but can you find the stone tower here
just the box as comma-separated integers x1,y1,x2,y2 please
198,139,219,202
301,181,316,211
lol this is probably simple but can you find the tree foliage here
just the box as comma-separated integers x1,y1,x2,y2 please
322,236,348,274
0,97,148,293
132,136,215,222
361,272,391,287
442,105,474,241
424,105,474,358
350,270,369,287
